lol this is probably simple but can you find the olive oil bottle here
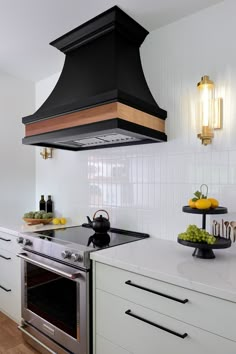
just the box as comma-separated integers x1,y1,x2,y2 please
39,195,46,211
46,195,53,213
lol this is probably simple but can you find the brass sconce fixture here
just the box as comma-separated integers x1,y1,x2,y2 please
197,75,223,146
40,148,53,160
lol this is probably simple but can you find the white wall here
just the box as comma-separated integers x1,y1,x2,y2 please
0,71,35,224
35,0,236,239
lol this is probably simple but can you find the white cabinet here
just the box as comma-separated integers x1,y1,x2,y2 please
0,231,21,323
95,262,236,342
96,335,131,354
93,262,236,354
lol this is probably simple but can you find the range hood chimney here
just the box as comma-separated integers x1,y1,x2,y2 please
22,6,167,151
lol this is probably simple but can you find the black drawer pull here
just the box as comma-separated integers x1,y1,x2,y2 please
0,285,11,292
0,236,11,242
125,280,188,304
0,254,11,260
125,309,188,339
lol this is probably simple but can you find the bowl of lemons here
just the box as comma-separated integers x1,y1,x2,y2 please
23,211,53,225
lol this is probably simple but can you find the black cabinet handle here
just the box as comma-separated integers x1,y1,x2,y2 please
125,309,188,339
0,285,11,292
125,280,188,304
0,237,11,242
0,254,11,260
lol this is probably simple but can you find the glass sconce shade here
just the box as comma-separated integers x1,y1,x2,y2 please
196,75,222,146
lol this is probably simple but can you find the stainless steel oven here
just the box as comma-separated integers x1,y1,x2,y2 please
16,224,149,353
18,251,90,354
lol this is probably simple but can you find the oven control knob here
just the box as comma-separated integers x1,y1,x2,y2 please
61,250,72,259
17,237,24,244
71,253,83,262
23,239,32,246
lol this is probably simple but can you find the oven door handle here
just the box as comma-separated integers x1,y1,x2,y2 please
17,252,81,280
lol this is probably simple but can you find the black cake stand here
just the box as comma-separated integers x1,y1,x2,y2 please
178,206,230,259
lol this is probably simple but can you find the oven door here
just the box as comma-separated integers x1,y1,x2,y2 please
18,251,89,354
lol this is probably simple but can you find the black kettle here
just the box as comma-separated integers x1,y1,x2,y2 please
87,210,110,234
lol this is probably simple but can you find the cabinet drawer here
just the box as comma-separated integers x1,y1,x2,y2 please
96,289,236,354
96,335,131,354
95,262,236,342
0,231,18,252
0,249,21,293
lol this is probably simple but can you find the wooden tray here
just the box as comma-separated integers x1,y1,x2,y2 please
23,218,53,225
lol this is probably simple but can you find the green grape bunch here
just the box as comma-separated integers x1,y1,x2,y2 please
178,225,216,245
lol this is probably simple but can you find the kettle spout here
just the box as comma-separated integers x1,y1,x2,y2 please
87,216,93,225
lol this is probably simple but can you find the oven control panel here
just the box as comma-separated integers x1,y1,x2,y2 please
61,250,71,259
17,237,32,246
71,253,83,262
61,250,83,262
17,233,90,269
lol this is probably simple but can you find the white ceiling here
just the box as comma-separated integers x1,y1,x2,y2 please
0,0,221,82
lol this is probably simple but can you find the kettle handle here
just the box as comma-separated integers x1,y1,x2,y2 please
93,209,110,220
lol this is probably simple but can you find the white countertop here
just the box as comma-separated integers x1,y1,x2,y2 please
91,237,236,303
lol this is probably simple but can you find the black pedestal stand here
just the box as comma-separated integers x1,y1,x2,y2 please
178,206,229,259
192,246,215,259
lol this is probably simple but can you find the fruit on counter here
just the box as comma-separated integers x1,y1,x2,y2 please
60,218,67,225
207,198,219,209
188,184,219,209
178,225,216,245
188,199,196,208
195,199,211,210
52,217,67,225
24,211,53,219
52,218,60,225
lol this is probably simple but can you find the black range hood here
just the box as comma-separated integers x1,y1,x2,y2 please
22,6,167,151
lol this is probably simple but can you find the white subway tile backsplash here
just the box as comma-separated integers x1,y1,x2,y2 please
37,143,234,238
228,151,236,184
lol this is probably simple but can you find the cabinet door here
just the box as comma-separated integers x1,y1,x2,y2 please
0,289,21,324
0,249,20,290
0,231,18,252
0,248,21,323
96,335,132,354
96,289,236,354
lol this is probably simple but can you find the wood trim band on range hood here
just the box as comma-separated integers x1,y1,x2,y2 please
25,102,165,137
22,6,167,150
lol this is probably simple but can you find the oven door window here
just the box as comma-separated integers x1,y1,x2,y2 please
26,262,78,339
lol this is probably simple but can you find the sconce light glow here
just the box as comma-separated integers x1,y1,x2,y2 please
197,75,223,146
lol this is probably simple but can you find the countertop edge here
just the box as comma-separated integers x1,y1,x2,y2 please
0,223,80,237
90,241,236,304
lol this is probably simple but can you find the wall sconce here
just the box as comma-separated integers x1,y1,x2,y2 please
197,75,223,146
40,148,53,160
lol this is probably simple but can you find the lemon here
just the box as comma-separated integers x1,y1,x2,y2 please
52,218,60,225
60,217,67,225
188,199,196,208
195,199,211,210
208,198,219,208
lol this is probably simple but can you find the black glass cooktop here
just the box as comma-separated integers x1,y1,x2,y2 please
33,224,149,249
